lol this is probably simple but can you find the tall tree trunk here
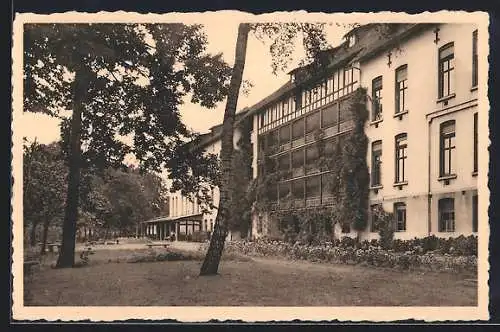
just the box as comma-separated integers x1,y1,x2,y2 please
40,219,50,256
200,23,250,276
29,221,39,247
56,69,88,268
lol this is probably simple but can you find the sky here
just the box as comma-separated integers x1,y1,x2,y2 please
21,20,349,144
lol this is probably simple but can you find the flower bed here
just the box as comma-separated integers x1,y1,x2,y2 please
208,237,477,273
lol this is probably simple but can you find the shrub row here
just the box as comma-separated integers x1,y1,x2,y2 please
218,238,477,273
285,234,478,257
127,250,198,263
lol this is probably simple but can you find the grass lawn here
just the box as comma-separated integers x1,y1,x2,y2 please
23,246,477,307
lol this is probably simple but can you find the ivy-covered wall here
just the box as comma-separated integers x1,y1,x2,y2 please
248,88,371,243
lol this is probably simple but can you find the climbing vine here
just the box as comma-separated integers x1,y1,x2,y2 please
372,204,395,250
228,117,254,237
249,87,370,243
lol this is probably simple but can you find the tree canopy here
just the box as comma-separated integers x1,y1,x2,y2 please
79,166,169,237
24,23,234,266
24,23,231,194
23,139,67,246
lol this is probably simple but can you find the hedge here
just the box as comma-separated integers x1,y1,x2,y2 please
207,236,478,273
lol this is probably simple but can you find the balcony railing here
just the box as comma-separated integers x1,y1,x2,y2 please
306,197,321,207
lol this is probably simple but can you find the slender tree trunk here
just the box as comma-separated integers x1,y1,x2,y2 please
29,221,39,247
40,219,50,256
200,23,250,276
56,69,88,268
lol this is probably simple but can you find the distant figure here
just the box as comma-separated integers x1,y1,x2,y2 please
170,232,176,242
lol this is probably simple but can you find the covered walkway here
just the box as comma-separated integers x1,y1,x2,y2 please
137,213,203,241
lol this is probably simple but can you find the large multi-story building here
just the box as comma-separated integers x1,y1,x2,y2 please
139,111,248,241
361,23,479,240
152,23,481,242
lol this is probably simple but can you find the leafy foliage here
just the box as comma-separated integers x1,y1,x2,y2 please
24,23,232,201
371,204,395,250
79,166,169,237
227,118,254,237
23,139,67,246
251,23,331,74
24,23,233,266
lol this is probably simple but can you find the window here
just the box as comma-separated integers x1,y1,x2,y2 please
321,105,338,129
279,182,291,203
473,113,478,173
278,153,291,177
394,202,406,232
395,65,408,114
395,134,407,183
440,120,456,176
438,198,455,232
438,43,455,98
279,125,291,147
370,204,381,232
292,118,305,142
306,111,320,135
306,176,321,206
305,146,319,174
324,138,336,158
292,179,305,208
339,100,353,124
291,148,304,177
372,76,383,121
371,140,382,186
472,30,478,87
473,195,478,232
204,219,208,231
268,130,278,151
257,215,263,233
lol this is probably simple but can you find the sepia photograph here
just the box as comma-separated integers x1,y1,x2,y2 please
11,10,490,322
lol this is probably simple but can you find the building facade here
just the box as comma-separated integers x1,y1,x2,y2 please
246,23,480,241
361,23,479,240
158,23,481,242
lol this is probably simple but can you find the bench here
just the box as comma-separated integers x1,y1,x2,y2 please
47,243,61,253
38,243,61,253
146,243,170,249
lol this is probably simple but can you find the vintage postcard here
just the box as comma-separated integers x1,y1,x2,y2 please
11,10,490,322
